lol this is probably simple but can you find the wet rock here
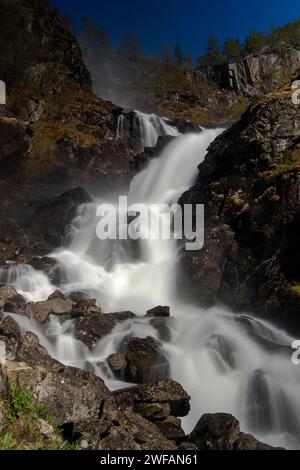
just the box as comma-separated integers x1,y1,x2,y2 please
66,290,91,302
0,285,18,302
3,293,26,314
108,311,136,322
107,353,127,380
207,334,236,370
150,317,172,342
27,257,62,285
189,413,240,450
121,336,169,384
75,311,136,348
0,315,21,340
75,314,116,349
48,290,66,300
134,402,171,421
25,298,73,323
155,415,185,443
178,74,300,329
146,305,170,318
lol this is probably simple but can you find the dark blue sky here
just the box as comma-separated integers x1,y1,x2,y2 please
51,0,300,57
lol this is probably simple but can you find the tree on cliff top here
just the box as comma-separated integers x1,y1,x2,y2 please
244,31,267,54
223,39,242,60
197,36,223,67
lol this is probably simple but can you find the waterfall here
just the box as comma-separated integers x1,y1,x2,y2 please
3,125,300,449
117,110,180,154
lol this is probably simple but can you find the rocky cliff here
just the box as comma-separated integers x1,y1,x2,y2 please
179,73,300,331
0,0,134,261
197,45,300,98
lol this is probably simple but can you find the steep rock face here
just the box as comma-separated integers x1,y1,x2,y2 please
198,46,300,97
179,75,300,330
0,0,134,261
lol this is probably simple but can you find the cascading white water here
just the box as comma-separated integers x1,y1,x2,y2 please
3,127,300,449
117,110,180,153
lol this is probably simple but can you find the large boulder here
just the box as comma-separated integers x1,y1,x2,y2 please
99,408,178,450
113,379,191,418
75,311,136,349
25,298,73,323
121,336,169,384
189,413,277,450
0,315,21,341
8,332,110,426
179,75,300,329
75,313,116,349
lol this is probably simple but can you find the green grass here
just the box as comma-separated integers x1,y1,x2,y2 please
0,381,80,450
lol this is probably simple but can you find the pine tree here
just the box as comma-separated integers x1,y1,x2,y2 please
175,44,183,66
223,39,242,59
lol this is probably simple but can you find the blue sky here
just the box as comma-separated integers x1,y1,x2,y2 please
51,0,300,57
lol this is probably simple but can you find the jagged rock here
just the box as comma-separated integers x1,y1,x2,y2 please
16,332,56,369
48,290,66,300
189,413,240,450
121,336,169,384
154,415,185,442
179,74,300,329
189,413,278,450
134,402,171,421
75,311,136,349
66,290,91,302
116,379,191,418
99,406,177,451
24,188,92,255
0,114,29,166
146,305,170,318
0,315,21,340
8,333,110,426
0,285,18,301
150,317,172,342
28,257,62,285
107,353,127,380
3,293,26,314
75,313,116,349
25,298,73,323
235,432,276,450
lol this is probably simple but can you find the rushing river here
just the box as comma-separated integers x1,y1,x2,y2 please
1,123,300,449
